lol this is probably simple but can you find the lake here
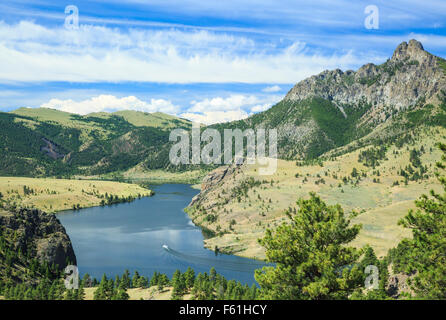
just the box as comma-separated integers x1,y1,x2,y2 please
58,184,267,285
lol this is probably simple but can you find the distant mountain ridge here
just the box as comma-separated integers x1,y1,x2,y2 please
0,108,194,177
12,108,191,129
0,40,445,178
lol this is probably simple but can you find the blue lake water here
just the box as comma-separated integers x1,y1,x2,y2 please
58,184,267,285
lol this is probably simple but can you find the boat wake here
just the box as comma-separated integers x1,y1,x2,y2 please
161,244,270,272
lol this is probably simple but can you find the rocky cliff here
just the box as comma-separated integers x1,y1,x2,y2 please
0,209,76,282
190,163,240,207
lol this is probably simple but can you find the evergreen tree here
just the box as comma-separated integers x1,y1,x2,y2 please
137,276,149,289
150,271,159,287
121,269,131,290
351,246,390,300
391,143,446,299
93,274,114,300
255,193,363,299
171,269,186,300
82,273,92,288
209,267,217,283
184,267,196,289
132,271,140,289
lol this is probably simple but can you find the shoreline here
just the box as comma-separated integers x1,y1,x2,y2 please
0,176,153,214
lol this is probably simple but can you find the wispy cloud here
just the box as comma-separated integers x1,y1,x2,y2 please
0,20,378,84
0,0,444,116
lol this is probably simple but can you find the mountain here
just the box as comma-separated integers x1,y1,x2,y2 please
0,40,444,180
212,39,446,159
186,40,446,259
0,108,194,177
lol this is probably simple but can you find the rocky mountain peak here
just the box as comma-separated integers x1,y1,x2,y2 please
284,40,444,112
392,39,427,61
260,39,446,159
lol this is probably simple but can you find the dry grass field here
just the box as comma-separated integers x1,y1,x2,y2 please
0,287,185,300
83,286,191,300
0,177,153,213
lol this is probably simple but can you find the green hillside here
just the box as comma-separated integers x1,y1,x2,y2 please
0,108,194,177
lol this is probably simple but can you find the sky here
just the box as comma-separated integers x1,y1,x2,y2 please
0,0,445,124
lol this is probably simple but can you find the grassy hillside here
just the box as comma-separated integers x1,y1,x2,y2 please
0,177,152,213
187,125,446,259
12,108,191,129
0,108,196,178
112,111,192,128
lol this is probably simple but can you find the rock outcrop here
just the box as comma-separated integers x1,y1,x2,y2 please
386,272,415,298
190,163,240,207
0,209,76,270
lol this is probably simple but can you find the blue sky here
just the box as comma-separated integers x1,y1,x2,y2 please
0,0,445,124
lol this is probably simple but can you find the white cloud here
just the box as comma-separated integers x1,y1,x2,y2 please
36,92,281,124
181,110,250,125
0,20,374,84
262,85,281,93
188,95,260,112
40,94,180,115
181,94,281,124
250,104,271,112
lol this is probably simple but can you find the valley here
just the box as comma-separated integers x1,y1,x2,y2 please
1,39,446,300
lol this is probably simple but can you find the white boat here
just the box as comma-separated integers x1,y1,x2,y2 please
162,244,169,250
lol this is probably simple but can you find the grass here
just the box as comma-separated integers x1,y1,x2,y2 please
83,286,192,300
112,110,192,128
12,108,191,130
0,286,188,300
0,177,152,213
188,126,446,259
96,165,209,184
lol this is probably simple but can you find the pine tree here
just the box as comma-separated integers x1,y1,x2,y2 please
391,143,446,299
150,271,159,287
157,273,169,291
171,269,185,300
121,269,131,290
209,267,217,283
350,246,390,300
255,193,363,299
132,271,140,289
82,273,92,288
137,276,149,289
184,267,195,289
94,274,114,300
